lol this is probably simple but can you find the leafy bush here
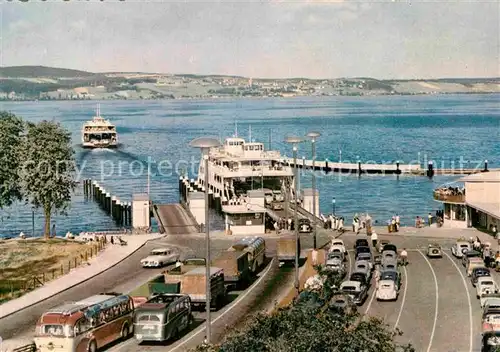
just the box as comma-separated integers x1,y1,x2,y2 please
193,265,414,352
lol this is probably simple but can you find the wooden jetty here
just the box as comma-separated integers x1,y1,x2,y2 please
282,158,497,176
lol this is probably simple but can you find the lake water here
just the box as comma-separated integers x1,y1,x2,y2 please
0,94,499,235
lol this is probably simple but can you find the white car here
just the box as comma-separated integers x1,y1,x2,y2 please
329,245,346,259
477,277,500,299
376,280,398,301
451,241,472,258
330,239,347,254
273,190,284,202
141,248,179,268
482,296,500,310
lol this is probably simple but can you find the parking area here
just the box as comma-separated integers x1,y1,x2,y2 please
342,235,489,352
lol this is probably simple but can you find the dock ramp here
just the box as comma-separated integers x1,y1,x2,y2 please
153,203,200,235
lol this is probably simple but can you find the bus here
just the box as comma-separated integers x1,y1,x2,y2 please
229,236,266,274
134,293,192,342
34,293,134,352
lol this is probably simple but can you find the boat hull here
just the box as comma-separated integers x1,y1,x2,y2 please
82,143,118,149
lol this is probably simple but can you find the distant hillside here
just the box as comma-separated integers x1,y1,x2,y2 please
0,66,95,78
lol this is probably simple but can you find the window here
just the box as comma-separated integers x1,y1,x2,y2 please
137,314,161,322
75,318,91,335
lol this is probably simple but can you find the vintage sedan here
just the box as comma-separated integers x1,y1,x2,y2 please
462,250,482,267
329,245,346,260
377,240,390,253
353,260,372,281
376,280,399,301
482,308,500,350
380,259,399,273
141,248,180,268
330,294,355,313
382,244,398,253
451,241,472,258
339,280,368,305
355,246,371,258
482,295,500,310
427,243,442,258
356,252,374,270
380,270,401,289
472,267,492,287
354,239,369,249
381,250,398,266
326,249,345,263
330,239,347,254
477,277,500,299
298,218,312,233
325,257,347,278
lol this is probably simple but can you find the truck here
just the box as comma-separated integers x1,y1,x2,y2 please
164,257,206,284
277,233,300,263
180,266,226,310
212,250,251,289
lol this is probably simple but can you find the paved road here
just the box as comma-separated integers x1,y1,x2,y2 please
0,237,234,341
342,235,487,352
156,204,199,235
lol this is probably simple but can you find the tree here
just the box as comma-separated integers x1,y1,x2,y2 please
0,111,25,210
20,120,76,239
193,265,414,352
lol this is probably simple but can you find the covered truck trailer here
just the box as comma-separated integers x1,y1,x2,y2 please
180,266,226,310
277,234,300,263
212,250,250,289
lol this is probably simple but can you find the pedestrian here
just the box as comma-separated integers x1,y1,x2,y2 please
484,246,491,267
371,231,378,248
110,236,114,245
391,217,396,233
312,248,318,265
428,213,432,226
387,219,392,233
395,214,400,230
353,214,360,234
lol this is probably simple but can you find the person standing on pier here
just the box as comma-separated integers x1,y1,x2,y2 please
371,231,378,248
428,213,433,226
339,217,344,230
395,214,400,230
353,214,360,234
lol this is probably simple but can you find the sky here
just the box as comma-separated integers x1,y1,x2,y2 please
1,0,499,79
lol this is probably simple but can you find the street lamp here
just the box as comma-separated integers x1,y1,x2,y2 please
332,197,336,215
189,136,221,345
285,136,303,296
306,131,320,249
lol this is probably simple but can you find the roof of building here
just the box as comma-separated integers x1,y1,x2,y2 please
466,201,500,220
459,171,500,183
222,204,267,214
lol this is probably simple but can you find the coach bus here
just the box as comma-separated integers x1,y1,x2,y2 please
229,236,266,274
34,293,134,352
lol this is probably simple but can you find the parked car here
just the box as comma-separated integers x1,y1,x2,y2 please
451,240,472,258
273,190,284,202
325,257,346,278
377,240,390,253
427,243,442,258
326,249,345,263
354,239,369,249
379,269,402,290
477,277,499,299
353,260,372,281
298,218,312,233
349,272,370,287
380,251,398,266
380,258,399,273
339,280,368,305
376,279,399,301
382,244,397,253
481,295,500,310
330,239,347,254
356,252,374,270
472,267,492,287
141,248,180,268
462,250,482,267
330,293,355,313
467,257,486,277
355,246,371,258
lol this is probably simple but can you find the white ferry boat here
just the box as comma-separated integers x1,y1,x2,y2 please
195,134,296,206
81,105,118,149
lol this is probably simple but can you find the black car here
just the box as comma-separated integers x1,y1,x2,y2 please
355,239,369,249
382,244,397,253
355,246,371,257
350,272,369,286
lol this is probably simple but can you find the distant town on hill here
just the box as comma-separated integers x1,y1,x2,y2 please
0,65,498,101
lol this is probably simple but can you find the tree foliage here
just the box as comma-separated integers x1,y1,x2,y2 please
193,265,414,352
19,120,76,239
0,112,25,209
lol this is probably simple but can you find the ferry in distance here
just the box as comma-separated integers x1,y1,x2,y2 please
81,105,118,149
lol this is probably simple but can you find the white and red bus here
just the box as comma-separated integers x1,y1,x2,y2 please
34,293,135,352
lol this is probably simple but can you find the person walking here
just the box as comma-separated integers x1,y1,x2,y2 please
395,214,400,231
371,231,378,248
428,213,433,226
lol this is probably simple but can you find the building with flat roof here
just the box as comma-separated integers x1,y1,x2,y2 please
434,171,499,231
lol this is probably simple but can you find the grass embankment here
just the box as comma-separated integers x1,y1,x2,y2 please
0,238,104,303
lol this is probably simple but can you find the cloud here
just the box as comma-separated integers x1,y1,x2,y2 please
1,1,498,78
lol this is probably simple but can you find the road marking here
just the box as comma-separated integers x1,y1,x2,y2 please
347,249,352,278
393,265,408,330
364,281,377,315
444,250,473,352
418,250,438,352
168,259,275,352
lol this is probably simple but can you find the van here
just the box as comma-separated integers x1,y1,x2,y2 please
467,257,485,276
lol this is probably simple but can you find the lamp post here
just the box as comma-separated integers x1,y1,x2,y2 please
189,136,221,345
285,136,303,296
306,132,320,249
32,207,35,237
332,197,336,215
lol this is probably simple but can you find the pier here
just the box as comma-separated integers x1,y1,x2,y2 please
82,179,132,227
283,158,497,176
152,203,200,235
